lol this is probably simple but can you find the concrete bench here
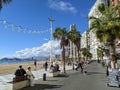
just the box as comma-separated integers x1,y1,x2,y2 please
47,71,60,77
6,76,30,90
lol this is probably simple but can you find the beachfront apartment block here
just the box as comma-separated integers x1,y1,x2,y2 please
87,0,120,60
81,31,87,49
68,24,78,60
80,31,90,59
87,0,108,60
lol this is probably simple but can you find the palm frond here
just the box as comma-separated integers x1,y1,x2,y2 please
0,0,12,9
98,3,105,14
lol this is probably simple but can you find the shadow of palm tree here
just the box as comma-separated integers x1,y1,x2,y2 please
21,84,63,90
87,71,105,75
54,74,69,77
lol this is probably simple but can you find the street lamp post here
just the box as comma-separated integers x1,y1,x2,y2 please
49,18,55,62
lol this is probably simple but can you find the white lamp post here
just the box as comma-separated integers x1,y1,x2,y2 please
49,18,55,62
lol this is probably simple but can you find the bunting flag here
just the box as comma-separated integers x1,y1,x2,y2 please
0,20,50,34
3,20,7,29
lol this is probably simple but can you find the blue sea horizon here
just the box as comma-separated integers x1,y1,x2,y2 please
0,59,45,64
0,59,34,64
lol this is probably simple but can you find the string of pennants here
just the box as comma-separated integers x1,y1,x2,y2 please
0,20,50,34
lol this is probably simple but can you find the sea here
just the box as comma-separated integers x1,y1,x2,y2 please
0,58,47,64
0,59,34,64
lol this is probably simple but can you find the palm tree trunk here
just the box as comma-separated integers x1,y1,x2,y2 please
72,43,74,70
109,41,117,68
109,42,116,61
77,49,80,62
62,46,66,73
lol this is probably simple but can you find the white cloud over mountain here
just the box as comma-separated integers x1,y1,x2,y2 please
15,40,61,58
48,0,77,13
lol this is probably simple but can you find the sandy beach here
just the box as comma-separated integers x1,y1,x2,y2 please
0,61,46,76
0,61,63,76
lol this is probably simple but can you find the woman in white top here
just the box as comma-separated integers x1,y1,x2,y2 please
26,67,35,87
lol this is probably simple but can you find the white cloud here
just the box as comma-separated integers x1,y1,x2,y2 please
43,38,48,41
48,0,77,13
15,40,61,58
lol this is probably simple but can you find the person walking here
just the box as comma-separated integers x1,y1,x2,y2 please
79,61,83,73
34,60,37,71
44,61,48,71
26,67,35,87
74,61,78,71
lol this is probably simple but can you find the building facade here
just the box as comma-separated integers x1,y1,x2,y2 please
81,31,87,48
87,0,108,60
87,0,120,60
68,24,78,60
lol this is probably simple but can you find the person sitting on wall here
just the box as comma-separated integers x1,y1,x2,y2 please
49,62,54,73
56,63,60,71
15,65,26,77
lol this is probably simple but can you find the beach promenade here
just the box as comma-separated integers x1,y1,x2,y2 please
0,64,72,90
21,62,120,90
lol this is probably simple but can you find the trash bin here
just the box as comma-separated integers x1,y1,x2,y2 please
43,73,46,81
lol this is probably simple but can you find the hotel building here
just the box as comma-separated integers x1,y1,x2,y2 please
68,24,79,60
87,0,108,60
85,0,120,60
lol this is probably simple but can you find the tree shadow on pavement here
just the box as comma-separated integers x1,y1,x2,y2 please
87,71,105,75
21,84,63,90
46,79,58,81
55,74,69,77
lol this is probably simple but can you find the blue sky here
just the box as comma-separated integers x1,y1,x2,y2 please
0,0,96,58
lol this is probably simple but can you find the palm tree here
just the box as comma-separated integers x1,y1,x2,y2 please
97,46,105,61
0,0,12,9
68,29,81,60
68,29,76,62
68,29,81,70
97,45,106,66
89,3,120,63
73,31,81,61
81,47,89,61
87,52,93,60
97,48,101,61
53,27,68,73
